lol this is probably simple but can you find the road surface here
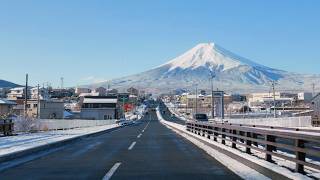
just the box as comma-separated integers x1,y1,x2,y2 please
0,108,240,180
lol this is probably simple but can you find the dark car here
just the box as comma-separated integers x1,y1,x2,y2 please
193,114,208,122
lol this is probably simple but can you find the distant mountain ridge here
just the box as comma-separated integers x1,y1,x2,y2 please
91,42,320,93
0,79,20,88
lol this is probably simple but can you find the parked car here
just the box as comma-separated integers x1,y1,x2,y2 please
193,114,208,122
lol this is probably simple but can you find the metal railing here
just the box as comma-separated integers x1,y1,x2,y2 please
0,119,14,136
186,121,320,174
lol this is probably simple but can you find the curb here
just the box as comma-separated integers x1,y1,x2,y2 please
0,125,122,163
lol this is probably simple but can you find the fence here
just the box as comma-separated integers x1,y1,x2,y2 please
186,121,320,174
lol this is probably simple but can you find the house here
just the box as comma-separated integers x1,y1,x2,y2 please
127,87,139,96
0,98,17,116
31,87,50,100
0,88,10,98
94,87,107,96
80,96,119,120
75,87,91,95
106,88,118,95
311,94,320,126
26,99,64,119
7,87,30,100
297,92,313,103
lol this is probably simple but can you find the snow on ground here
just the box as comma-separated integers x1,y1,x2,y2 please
0,124,118,157
156,108,317,180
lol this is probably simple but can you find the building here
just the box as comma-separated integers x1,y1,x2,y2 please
7,87,30,100
127,87,139,96
311,94,320,126
248,92,294,107
0,98,17,116
31,87,50,100
94,87,107,96
49,88,75,98
297,92,313,103
80,96,119,120
26,99,64,119
0,88,10,98
106,88,118,95
75,87,91,95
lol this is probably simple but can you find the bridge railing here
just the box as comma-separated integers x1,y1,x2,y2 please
186,121,320,174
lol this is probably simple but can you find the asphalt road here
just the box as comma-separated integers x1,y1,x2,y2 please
158,102,186,125
0,108,240,180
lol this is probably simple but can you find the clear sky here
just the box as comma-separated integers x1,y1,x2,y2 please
0,0,319,87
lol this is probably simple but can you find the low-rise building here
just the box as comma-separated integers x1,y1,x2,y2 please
94,87,107,96
248,92,294,107
0,98,17,116
80,96,119,120
26,99,64,119
7,87,30,100
75,87,91,95
127,87,139,96
297,92,313,103
0,88,10,98
31,87,50,100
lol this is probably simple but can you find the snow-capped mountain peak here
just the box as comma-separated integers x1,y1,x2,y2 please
162,42,264,72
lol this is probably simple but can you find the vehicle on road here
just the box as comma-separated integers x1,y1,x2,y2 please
193,114,208,122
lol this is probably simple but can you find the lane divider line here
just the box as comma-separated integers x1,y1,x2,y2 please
128,141,136,150
137,133,142,138
102,162,121,180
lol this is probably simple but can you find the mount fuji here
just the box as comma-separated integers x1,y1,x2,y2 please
93,43,320,93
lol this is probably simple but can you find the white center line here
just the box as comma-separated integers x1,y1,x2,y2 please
102,162,121,180
128,141,136,150
137,133,142,138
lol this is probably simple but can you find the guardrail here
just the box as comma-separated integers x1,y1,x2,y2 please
0,119,14,136
186,121,320,174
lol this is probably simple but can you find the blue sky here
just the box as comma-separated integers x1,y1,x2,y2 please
0,0,319,87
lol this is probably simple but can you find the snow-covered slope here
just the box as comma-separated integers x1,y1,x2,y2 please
92,43,320,93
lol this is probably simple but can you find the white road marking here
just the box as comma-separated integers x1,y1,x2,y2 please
137,133,142,138
128,141,136,150
102,162,121,180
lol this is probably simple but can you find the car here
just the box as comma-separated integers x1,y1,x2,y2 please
193,114,208,122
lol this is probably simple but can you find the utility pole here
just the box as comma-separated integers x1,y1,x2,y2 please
210,71,215,119
195,84,198,115
60,77,64,90
37,84,40,119
312,83,315,97
272,81,277,118
24,74,28,118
